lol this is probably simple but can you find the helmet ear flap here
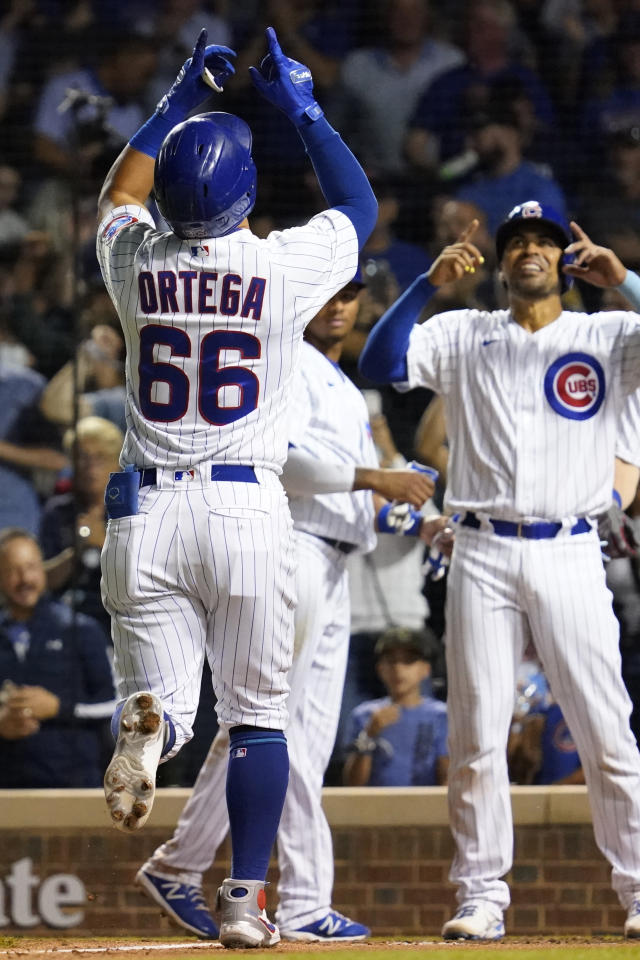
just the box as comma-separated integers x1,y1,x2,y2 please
154,112,257,239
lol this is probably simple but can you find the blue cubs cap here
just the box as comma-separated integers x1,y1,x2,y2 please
495,200,574,290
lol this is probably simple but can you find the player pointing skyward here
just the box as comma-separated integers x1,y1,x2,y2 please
359,200,640,941
95,27,378,949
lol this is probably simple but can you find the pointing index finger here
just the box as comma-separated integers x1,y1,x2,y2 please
458,218,479,244
569,221,589,243
265,26,284,60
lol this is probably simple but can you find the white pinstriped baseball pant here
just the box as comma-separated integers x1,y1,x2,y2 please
147,529,351,927
100,467,296,755
445,524,640,912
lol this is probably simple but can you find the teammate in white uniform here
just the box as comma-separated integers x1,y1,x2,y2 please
359,199,640,941
133,275,445,942
95,27,379,949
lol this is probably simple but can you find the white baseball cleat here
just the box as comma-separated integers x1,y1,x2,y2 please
216,878,280,949
442,902,505,941
104,692,166,831
625,898,640,938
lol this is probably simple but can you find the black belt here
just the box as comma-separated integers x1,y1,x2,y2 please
316,535,358,555
461,512,590,540
139,464,258,486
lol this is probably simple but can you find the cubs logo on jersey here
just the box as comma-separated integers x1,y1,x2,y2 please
544,352,605,420
102,213,138,242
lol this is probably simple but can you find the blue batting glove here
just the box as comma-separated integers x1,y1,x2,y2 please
249,26,323,127
157,28,236,119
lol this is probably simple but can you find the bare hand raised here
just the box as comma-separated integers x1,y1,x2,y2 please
563,221,627,288
427,219,484,287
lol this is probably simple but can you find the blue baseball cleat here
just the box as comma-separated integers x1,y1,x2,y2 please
135,865,219,939
281,909,370,941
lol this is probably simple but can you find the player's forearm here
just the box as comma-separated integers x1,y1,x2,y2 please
359,274,436,383
343,752,373,786
98,145,155,218
296,118,377,248
282,447,355,496
613,458,640,510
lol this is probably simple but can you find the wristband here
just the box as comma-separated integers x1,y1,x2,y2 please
352,730,377,755
377,502,422,536
616,270,640,310
129,107,185,160
613,489,622,508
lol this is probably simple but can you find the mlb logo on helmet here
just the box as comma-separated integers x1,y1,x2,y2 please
544,352,605,421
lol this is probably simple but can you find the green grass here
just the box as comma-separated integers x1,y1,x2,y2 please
5,937,640,959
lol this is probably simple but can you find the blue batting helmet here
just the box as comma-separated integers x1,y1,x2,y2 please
495,200,574,290
154,112,257,240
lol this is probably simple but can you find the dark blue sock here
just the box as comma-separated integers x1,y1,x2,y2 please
226,726,289,880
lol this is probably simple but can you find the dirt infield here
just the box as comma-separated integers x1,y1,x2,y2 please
3,936,640,960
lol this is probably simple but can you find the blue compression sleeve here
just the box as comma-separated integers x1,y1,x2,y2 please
359,273,436,383
297,118,377,248
617,270,640,310
226,726,289,880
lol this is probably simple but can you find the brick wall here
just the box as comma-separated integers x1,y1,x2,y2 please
0,787,626,937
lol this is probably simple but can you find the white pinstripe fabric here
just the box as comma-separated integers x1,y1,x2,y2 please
399,305,640,915
617,388,640,466
287,342,378,552
148,530,350,927
101,471,296,753
446,524,640,911
402,308,640,519
96,204,359,472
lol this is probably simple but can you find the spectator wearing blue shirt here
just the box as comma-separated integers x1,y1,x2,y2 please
405,0,554,180
455,100,567,234
343,625,448,786
507,660,583,786
0,362,67,535
0,528,116,788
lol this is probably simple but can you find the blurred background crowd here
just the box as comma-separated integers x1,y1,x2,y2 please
1,0,640,790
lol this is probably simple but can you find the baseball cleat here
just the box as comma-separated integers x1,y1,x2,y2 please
281,909,370,941
104,692,165,831
625,898,640,938
442,902,505,941
135,865,219,938
216,878,280,949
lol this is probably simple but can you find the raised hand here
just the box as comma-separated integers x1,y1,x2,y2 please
563,221,627,288
373,467,435,508
158,28,236,116
249,26,323,125
427,219,485,287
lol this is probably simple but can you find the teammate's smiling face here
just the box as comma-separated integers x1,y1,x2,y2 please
304,283,362,353
500,225,564,298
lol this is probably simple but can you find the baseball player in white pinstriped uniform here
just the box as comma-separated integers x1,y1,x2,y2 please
95,27,379,949
133,275,446,941
360,200,640,941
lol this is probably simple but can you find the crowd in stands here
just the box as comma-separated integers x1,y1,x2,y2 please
1,0,640,787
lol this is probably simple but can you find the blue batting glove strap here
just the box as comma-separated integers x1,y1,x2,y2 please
613,489,622,508
129,28,236,159
377,502,422,537
249,26,324,127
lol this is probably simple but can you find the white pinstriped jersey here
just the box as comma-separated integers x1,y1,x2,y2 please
617,388,640,467
96,203,359,471
401,308,640,519
286,341,378,553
